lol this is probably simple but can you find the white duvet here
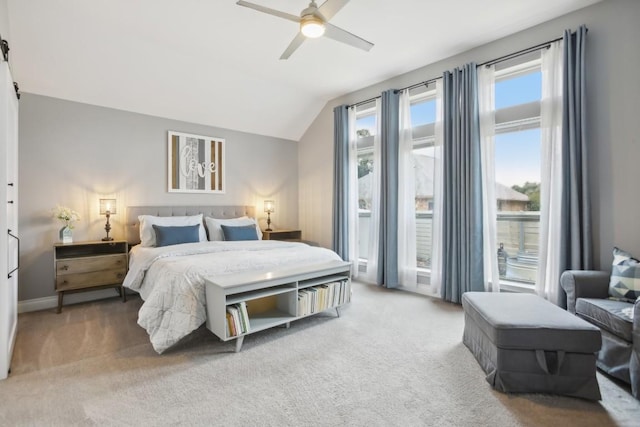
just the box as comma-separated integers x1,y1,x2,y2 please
123,240,342,353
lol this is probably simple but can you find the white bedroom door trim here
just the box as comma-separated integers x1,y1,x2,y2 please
0,59,19,380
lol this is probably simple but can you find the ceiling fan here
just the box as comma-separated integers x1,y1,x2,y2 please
236,0,374,59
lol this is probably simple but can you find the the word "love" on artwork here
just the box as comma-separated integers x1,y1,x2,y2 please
180,145,217,178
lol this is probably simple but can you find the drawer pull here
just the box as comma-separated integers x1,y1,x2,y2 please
62,280,68,285
61,265,69,271
117,273,123,279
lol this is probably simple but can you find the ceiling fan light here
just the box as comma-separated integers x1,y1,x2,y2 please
300,15,325,38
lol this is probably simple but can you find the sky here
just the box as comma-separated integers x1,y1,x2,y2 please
355,70,542,188
494,71,541,186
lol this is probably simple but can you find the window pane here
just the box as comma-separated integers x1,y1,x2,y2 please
356,114,376,138
413,147,435,269
495,71,541,109
495,129,541,190
495,129,540,284
356,105,376,262
357,151,373,261
410,99,436,127
411,94,436,270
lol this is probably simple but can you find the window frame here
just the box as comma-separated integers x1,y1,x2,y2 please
408,86,438,282
493,56,543,291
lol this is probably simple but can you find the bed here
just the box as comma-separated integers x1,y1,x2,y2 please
122,205,344,353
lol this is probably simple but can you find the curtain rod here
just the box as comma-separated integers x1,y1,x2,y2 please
350,96,380,109
349,27,587,109
478,28,587,67
349,76,441,108
477,36,561,67
396,76,442,93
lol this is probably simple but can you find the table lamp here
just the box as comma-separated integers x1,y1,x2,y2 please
264,200,274,231
99,198,116,241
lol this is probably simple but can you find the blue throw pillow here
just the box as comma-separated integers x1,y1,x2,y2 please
152,224,201,247
221,224,259,241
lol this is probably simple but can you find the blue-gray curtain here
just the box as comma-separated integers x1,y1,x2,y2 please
372,90,400,287
440,63,485,303
559,25,592,306
332,105,350,260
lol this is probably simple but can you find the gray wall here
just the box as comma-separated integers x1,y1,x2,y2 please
19,94,298,301
299,0,640,272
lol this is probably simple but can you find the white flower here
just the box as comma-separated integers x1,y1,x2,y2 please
52,205,81,229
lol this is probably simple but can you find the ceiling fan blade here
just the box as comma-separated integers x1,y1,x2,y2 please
317,0,350,21
280,33,307,60
236,1,300,23
324,23,374,52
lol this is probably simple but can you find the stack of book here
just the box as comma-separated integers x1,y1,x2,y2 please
297,280,351,317
226,301,250,338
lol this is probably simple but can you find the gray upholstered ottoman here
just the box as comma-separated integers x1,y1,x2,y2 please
462,292,602,400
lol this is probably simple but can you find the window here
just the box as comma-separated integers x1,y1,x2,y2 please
349,54,548,291
354,88,438,279
355,91,439,276
355,103,377,262
409,86,437,270
493,57,542,286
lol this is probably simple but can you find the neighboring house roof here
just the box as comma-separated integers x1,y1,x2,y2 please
494,183,529,202
358,155,529,202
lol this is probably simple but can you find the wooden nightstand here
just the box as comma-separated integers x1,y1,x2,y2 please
53,240,128,313
262,229,302,241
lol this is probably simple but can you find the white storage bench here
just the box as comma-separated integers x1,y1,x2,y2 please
204,260,351,352
462,292,602,400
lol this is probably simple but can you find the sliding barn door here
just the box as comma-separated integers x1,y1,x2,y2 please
0,57,19,380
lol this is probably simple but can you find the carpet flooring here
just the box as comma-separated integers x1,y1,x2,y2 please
1,281,638,426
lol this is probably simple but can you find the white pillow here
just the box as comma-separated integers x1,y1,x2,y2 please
205,216,262,241
138,214,206,247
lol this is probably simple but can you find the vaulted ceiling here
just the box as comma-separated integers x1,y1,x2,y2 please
5,0,601,141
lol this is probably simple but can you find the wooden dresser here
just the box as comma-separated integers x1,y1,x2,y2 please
53,240,128,313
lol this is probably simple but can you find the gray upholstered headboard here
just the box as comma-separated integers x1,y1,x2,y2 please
125,205,256,246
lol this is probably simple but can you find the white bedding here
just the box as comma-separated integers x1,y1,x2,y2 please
123,240,342,353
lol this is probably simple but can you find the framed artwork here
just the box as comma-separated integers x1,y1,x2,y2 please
168,131,225,193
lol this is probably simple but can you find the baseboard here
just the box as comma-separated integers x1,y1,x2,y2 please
18,289,122,313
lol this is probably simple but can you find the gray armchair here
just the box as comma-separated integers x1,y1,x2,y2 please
561,270,639,399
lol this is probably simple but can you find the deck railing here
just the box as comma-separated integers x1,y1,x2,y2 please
358,210,540,284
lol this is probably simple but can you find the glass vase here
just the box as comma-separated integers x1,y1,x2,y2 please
59,226,73,244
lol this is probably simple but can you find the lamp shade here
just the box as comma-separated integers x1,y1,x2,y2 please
99,198,117,215
264,200,275,213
